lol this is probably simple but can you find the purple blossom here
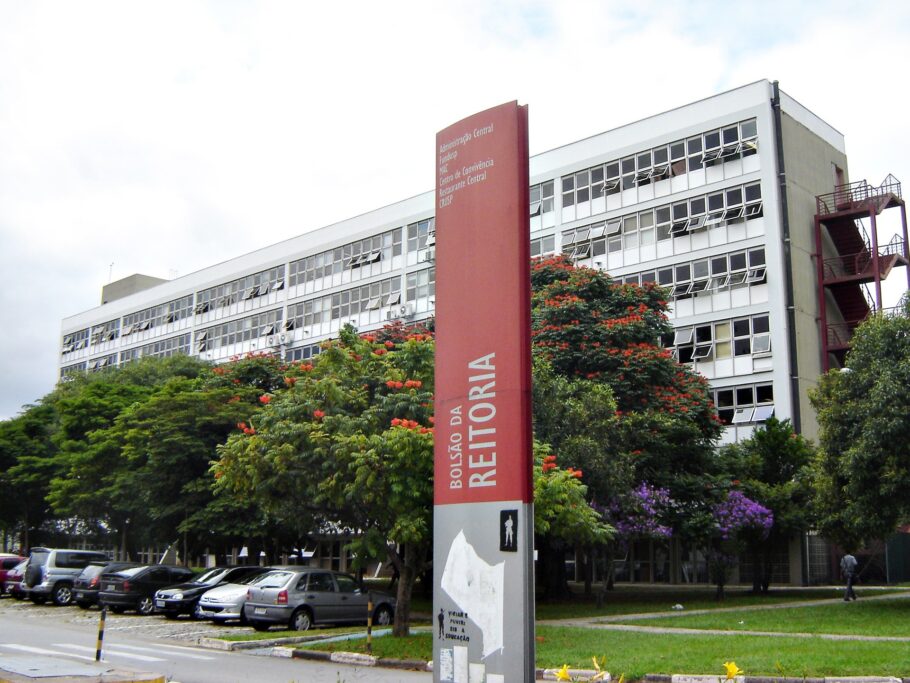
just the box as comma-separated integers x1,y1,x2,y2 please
712,490,773,540
610,482,673,540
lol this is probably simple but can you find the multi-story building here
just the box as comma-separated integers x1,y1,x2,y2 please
59,80,908,581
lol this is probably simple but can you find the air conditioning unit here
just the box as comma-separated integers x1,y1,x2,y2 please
401,304,414,318
422,248,436,262
278,333,289,344
266,335,276,346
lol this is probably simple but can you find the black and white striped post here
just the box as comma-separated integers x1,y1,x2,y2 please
95,606,107,661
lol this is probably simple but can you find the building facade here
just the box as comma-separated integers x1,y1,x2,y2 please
59,81,907,583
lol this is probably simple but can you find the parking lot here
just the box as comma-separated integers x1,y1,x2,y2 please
0,594,242,642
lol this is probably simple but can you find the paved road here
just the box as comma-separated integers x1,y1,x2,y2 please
0,596,431,682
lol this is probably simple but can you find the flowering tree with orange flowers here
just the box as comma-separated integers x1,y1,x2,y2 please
531,255,723,586
215,325,435,636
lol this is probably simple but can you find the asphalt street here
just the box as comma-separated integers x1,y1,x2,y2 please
0,596,431,682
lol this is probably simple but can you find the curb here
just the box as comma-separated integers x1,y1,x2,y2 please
278,649,910,682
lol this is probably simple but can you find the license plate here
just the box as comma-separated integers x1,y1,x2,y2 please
254,607,266,615
156,600,165,608
106,584,115,591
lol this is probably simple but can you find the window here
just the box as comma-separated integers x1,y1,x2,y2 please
530,180,555,217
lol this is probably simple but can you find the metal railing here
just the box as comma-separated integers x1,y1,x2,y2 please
821,236,906,280
816,174,902,216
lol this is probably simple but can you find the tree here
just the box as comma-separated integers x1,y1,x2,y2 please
46,356,209,556
216,326,436,636
718,417,814,593
810,298,910,547
0,403,59,550
530,255,722,581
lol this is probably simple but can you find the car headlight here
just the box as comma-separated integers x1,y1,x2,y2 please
172,593,183,601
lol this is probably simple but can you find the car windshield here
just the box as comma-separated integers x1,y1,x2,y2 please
249,571,293,588
13,560,27,572
194,568,229,585
237,571,267,585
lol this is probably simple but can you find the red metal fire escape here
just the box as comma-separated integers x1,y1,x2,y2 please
815,174,910,370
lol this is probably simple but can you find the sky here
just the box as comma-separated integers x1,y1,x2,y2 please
2,0,909,420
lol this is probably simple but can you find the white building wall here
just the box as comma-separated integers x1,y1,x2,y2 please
60,79,845,443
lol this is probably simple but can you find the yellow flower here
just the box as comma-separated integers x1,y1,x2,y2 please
723,661,744,679
556,664,573,681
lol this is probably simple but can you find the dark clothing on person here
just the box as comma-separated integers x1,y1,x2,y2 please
840,553,858,601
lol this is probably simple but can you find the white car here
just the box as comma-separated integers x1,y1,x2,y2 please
196,567,272,623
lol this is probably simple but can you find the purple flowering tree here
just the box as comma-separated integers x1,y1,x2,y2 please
708,490,773,600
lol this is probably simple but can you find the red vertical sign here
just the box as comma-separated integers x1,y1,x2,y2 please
434,102,532,505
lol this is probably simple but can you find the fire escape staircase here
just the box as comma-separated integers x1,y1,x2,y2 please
815,175,909,369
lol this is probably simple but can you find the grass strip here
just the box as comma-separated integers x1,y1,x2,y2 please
301,625,910,678
603,596,910,637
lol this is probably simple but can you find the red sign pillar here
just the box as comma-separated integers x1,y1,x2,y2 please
432,102,534,682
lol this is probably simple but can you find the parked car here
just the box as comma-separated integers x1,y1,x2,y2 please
154,565,268,620
243,568,395,632
24,547,111,606
3,559,28,599
0,554,26,595
197,566,283,624
73,562,139,609
99,564,194,615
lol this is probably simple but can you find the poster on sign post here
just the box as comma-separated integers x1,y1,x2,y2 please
433,102,534,683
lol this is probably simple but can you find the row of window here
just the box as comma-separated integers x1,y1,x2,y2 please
286,276,403,329
196,309,284,353
562,182,763,260
61,328,90,353
286,344,323,362
530,235,557,259
621,247,767,299
287,228,404,287
713,383,774,425
87,354,117,371
120,334,192,364
667,313,771,363
90,319,121,344
196,266,286,313
530,181,556,217
561,119,758,208
122,295,195,334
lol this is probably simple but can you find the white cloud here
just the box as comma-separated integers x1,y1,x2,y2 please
1,0,909,418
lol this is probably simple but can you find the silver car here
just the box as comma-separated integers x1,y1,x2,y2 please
196,567,272,623
243,569,395,632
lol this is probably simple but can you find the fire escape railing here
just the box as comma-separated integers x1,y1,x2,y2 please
821,235,907,280
816,174,902,216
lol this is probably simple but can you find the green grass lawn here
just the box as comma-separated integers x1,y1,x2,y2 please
606,595,910,637
533,586,895,620
302,626,910,678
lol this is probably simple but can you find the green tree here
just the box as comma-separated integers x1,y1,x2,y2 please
530,255,722,578
810,297,910,547
718,417,814,593
216,326,436,636
0,403,59,550
46,356,209,555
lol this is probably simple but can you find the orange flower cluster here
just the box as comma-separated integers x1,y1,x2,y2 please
313,410,325,420
236,422,255,435
390,418,433,434
541,455,557,472
259,394,271,404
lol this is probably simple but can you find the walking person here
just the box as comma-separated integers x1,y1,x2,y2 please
840,551,858,601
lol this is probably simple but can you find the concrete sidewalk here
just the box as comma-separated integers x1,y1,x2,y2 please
0,654,165,683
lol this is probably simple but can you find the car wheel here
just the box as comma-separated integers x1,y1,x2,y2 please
251,621,271,632
30,595,47,605
373,604,393,626
289,607,312,632
76,601,92,610
52,583,73,607
137,597,155,615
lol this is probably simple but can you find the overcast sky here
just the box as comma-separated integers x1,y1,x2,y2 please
2,0,909,420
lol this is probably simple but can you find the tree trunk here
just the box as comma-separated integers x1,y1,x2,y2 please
583,546,593,595
392,543,421,637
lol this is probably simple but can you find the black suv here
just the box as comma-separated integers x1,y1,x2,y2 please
24,548,111,606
